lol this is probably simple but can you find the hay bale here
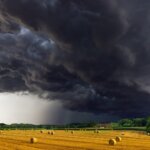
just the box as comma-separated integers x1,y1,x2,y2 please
51,131,55,135
48,131,51,134
94,130,99,133
96,130,100,133
109,139,117,146
71,131,74,134
48,131,55,135
30,138,38,144
147,133,150,136
116,136,122,142
121,132,125,136
40,130,44,133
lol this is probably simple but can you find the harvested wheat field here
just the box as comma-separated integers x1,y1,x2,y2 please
0,130,150,150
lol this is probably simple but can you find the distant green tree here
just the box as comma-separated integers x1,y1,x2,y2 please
133,118,147,127
0,123,6,127
118,119,133,127
0,123,7,129
111,122,119,128
146,117,150,132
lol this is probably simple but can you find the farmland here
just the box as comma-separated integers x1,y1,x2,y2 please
0,130,150,150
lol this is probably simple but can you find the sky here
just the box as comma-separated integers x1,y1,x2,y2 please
0,93,118,124
0,0,150,124
0,93,53,124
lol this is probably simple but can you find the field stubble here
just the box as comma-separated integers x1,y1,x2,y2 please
0,130,149,150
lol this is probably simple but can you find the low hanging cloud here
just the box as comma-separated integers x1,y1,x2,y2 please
0,0,150,117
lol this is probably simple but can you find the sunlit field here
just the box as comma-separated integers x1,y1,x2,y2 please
0,130,149,150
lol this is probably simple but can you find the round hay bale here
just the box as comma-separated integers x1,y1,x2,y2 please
109,139,117,146
121,132,125,136
94,130,99,133
71,131,74,134
48,131,55,135
147,133,150,136
116,136,122,142
51,131,55,135
40,130,44,133
30,138,38,144
97,130,100,133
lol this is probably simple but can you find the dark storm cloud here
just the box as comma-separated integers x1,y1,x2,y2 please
0,27,82,93
0,0,150,117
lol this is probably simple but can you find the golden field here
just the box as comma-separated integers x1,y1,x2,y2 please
0,130,150,150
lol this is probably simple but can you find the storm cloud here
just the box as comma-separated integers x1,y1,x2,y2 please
0,0,150,118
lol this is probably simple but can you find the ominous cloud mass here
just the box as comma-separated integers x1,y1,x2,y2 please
0,0,150,118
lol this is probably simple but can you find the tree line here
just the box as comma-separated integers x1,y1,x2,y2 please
0,117,150,132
